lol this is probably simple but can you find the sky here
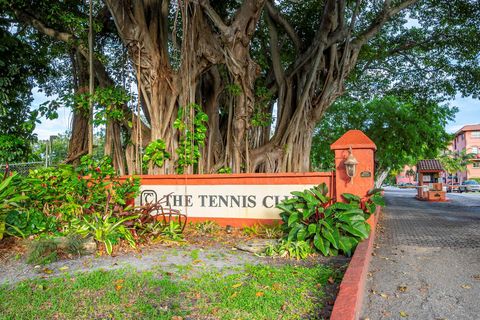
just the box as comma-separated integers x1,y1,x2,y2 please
32,89,480,140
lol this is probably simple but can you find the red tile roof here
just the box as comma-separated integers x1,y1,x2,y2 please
455,124,480,136
416,159,444,172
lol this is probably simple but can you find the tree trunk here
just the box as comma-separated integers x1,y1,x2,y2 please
67,51,89,165
375,168,390,189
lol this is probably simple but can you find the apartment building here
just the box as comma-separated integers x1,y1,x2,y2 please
450,124,480,182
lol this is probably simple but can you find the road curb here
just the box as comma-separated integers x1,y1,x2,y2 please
330,206,381,320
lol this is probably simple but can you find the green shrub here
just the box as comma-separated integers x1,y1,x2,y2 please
161,221,184,242
0,173,28,240
275,183,383,258
4,155,141,255
265,239,312,260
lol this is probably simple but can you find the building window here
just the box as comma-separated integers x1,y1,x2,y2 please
472,147,479,154
473,162,480,168
472,131,480,138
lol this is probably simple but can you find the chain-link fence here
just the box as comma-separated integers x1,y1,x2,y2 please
0,162,45,176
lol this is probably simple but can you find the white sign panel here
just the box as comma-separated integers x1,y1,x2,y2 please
137,184,316,220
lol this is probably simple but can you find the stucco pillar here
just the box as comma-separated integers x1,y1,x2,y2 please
330,130,377,202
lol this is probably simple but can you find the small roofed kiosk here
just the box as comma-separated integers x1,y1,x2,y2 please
416,160,447,201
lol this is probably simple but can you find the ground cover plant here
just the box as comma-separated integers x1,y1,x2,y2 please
0,264,336,320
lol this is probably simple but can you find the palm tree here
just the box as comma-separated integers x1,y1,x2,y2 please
439,150,475,187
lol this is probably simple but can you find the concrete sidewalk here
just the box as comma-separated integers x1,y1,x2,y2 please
362,189,480,320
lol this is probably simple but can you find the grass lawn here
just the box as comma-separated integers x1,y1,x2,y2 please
0,264,337,320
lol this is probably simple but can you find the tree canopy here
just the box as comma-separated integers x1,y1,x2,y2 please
1,0,479,174
310,95,457,185
0,18,51,163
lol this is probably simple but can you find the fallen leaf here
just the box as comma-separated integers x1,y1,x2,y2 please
171,316,183,320
398,285,408,292
399,311,409,317
59,266,69,271
472,274,480,281
43,268,53,274
230,292,238,299
281,303,287,311
192,259,203,264
380,293,388,299
461,284,471,289
115,279,124,291
328,277,335,284
232,283,243,288
256,291,264,297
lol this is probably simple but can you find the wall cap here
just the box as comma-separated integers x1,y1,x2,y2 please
330,130,377,151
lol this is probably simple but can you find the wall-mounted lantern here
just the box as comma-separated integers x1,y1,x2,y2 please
344,147,359,183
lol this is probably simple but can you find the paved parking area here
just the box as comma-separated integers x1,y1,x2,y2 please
362,188,480,320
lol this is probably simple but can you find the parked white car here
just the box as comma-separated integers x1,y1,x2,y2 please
458,180,480,193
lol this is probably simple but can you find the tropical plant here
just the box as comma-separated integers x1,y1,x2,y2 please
439,150,475,185
174,103,209,174
3,156,141,251
161,221,184,242
0,174,27,240
74,193,138,255
265,240,312,260
276,183,383,257
143,139,171,170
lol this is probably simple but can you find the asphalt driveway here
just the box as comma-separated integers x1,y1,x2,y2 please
362,188,480,320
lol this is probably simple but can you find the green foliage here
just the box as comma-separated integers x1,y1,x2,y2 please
217,167,232,174
0,173,28,240
311,96,456,176
174,103,208,174
275,183,384,258
0,26,50,163
439,149,475,178
4,156,141,255
242,224,261,237
75,195,138,255
226,84,242,97
265,239,313,260
73,87,130,126
251,86,273,127
143,139,171,169
161,221,184,242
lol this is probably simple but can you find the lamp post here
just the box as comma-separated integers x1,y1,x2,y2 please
344,147,359,184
